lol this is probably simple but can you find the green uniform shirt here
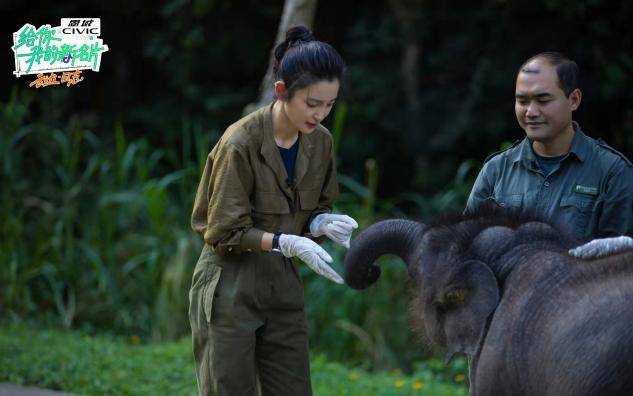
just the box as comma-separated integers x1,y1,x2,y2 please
466,123,633,241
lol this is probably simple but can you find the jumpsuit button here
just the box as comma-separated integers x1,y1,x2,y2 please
544,181,550,187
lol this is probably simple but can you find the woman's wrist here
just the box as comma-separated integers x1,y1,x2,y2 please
272,232,282,251
261,232,274,251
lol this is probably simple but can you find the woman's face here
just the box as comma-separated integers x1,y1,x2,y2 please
282,79,340,134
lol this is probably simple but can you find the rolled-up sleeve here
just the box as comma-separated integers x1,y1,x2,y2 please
597,163,633,237
191,142,264,255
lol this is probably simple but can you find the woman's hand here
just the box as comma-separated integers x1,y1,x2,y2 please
278,234,343,284
310,213,359,248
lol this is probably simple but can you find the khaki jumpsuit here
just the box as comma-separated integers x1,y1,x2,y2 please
189,102,338,395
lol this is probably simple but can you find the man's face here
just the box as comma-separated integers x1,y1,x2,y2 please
282,79,339,134
515,59,579,144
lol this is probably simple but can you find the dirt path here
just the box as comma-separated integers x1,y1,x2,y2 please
0,384,76,396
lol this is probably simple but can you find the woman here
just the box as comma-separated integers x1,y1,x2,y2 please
188,26,357,396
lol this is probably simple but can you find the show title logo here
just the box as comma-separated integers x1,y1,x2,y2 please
11,18,109,88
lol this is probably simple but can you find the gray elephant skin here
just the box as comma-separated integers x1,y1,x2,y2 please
344,207,633,396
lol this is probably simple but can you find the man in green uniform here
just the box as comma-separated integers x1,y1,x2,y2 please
466,52,633,241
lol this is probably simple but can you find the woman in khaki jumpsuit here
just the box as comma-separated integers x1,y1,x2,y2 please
188,26,358,396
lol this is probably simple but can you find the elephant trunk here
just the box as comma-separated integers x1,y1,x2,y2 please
344,219,425,289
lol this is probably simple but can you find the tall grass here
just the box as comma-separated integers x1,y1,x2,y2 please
0,90,208,341
0,93,479,370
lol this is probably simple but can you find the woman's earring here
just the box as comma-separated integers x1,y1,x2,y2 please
274,81,287,101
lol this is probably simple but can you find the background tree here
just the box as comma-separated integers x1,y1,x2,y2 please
244,0,319,115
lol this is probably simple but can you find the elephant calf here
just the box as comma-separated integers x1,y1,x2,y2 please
344,207,633,396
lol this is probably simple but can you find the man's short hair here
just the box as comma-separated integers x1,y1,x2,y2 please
518,52,579,97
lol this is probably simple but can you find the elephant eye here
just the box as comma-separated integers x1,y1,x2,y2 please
444,288,468,305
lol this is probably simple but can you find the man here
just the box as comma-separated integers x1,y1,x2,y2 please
466,52,633,241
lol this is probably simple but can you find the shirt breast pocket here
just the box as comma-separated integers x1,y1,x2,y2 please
559,194,596,240
492,193,523,210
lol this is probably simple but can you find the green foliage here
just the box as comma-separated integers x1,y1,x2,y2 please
0,323,468,396
303,250,417,370
397,160,479,220
0,90,480,370
0,91,207,341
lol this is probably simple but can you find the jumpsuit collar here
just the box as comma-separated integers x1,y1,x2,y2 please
259,102,315,196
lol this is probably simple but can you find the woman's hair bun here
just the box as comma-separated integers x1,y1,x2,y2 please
284,25,315,46
274,25,314,66
271,24,344,99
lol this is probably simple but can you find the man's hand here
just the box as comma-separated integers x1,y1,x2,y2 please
278,234,343,284
310,213,359,248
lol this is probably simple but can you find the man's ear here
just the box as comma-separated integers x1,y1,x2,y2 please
569,88,582,111
274,81,287,101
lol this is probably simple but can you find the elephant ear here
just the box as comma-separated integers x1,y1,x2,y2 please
441,260,499,362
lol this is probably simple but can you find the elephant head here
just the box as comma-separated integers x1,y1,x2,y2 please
344,218,500,361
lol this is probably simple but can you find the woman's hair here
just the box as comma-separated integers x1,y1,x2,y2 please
273,25,345,99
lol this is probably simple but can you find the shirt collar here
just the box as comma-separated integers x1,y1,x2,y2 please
511,138,534,164
567,122,589,162
511,121,589,165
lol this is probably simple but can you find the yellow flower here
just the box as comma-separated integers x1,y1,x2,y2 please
412,381,424,390
394,380,405,388
391,368,403,376
455,374,466,383
348,374,359,382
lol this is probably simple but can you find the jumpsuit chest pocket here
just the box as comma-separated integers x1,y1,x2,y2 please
298,188,319,211
253,191,291,214
559,194,596,240
252,191,291,231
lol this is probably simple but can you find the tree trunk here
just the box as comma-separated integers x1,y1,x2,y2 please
388,0,423,150
243,0,318,115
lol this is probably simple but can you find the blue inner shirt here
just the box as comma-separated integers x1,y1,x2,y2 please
277,137,300,184
533,151,566,176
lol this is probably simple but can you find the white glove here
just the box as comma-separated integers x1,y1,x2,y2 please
278,234,343,284
568,236,633,259
310,213,359,248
